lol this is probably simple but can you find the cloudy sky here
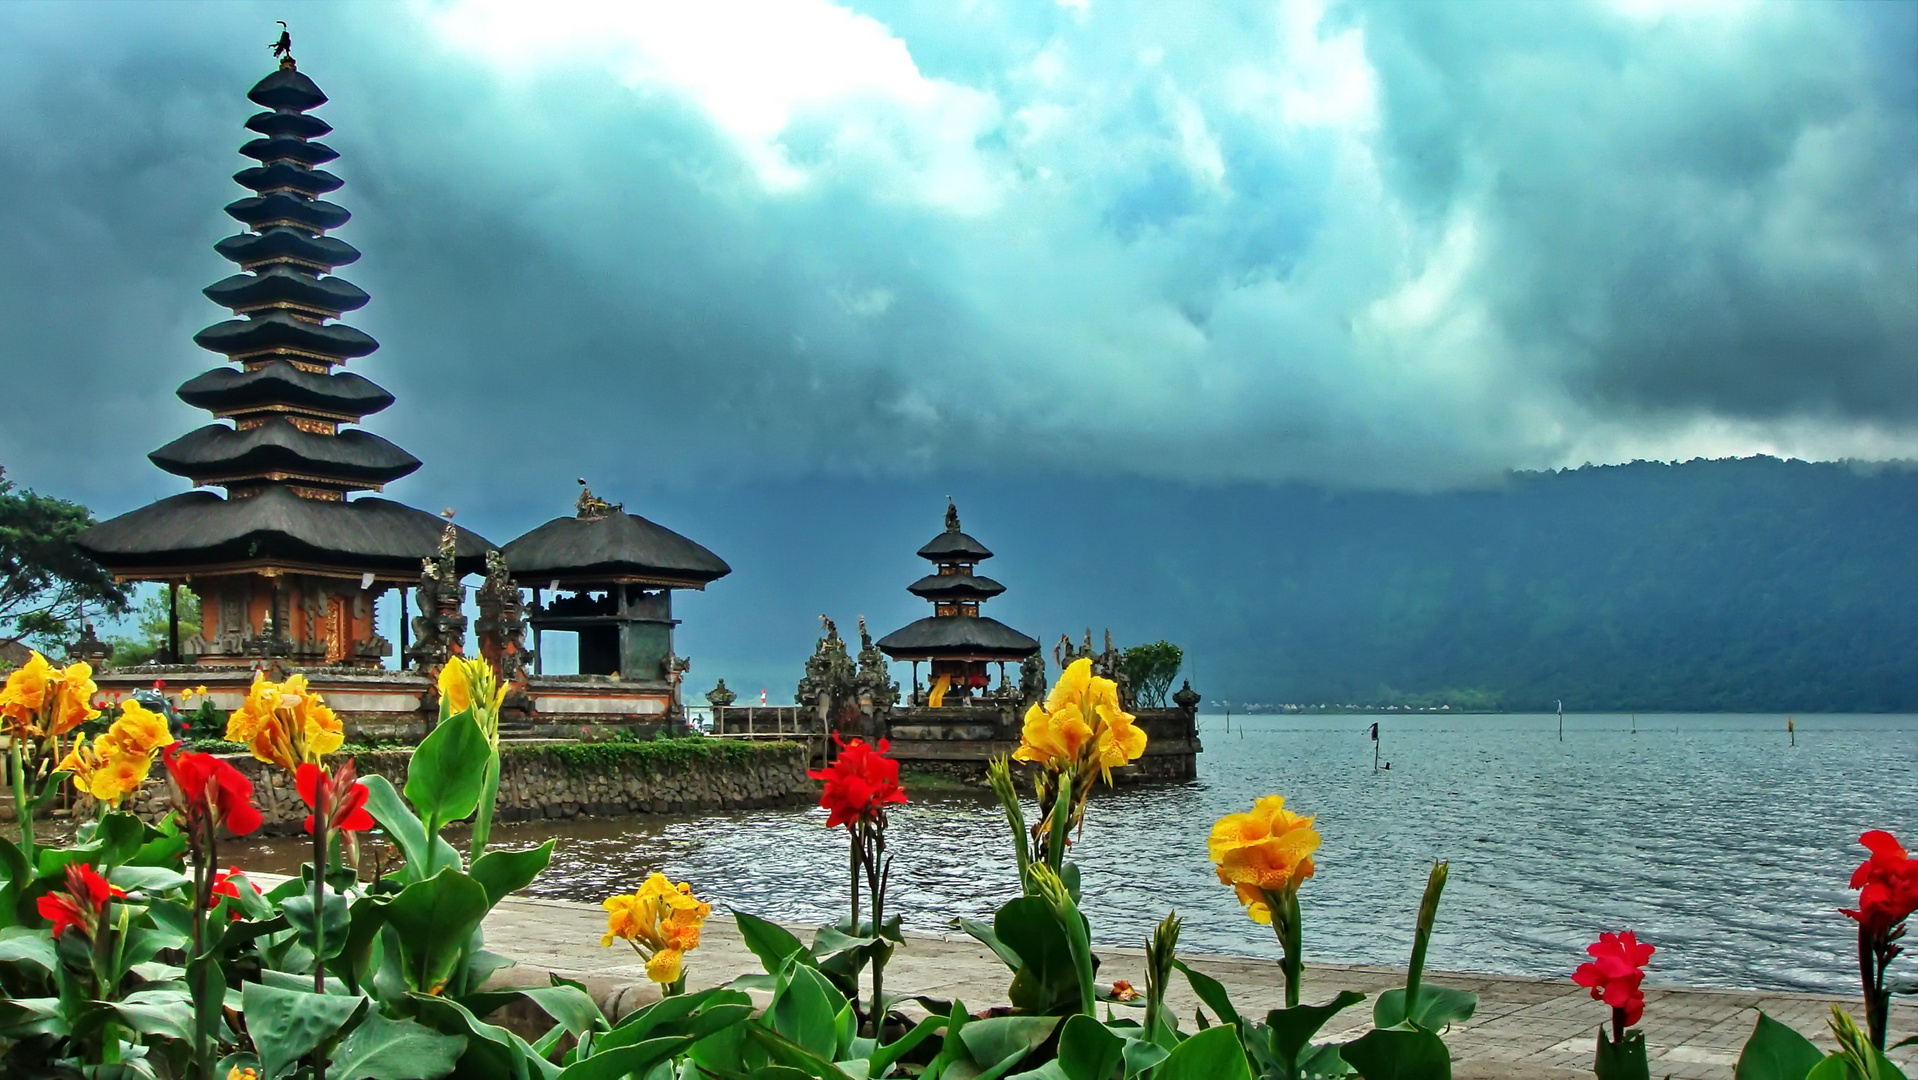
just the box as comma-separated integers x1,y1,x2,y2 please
2,0,1913,688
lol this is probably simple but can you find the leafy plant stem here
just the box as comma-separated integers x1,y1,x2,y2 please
1859,925,1890,1050
468,752,500,862
1404,860,1449,1014
1268,886,1304,1009
192,823,215,1080
9,735,33,867
311,796,329,1080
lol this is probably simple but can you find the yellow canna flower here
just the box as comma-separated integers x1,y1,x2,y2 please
226,1067,260,1080
438,656,507,747
224,673,342,773
601,873,711,987
645,948,685,985
1013,658,1146,783
1209,795,1320,924
110,700,173,756
46,661,101,738
0,651,54,734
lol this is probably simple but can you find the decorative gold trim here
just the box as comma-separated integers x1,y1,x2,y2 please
108,560,414,585
213,402,362,424
229,346,346,366
196,471,378,491
239,256,335,273
231,300,342,320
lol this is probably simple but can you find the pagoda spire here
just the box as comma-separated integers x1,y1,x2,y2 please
78,57,489,666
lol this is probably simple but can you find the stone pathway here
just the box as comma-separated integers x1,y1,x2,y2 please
482,894,1917,1080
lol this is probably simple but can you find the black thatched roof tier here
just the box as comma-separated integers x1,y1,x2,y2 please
907,572,1006,601
502,510,731,588
225,192,350,232
241,136,338,166
194,310,377,360
204,266,369,314
216,227,359,269
917,529,993,562
234,162,343,196
245,110,330,140
248,67,327,112
149,420,419,488
876,615,1039,661
77,486,490,578
176,361,393,418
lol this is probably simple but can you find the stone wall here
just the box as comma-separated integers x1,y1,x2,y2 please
121,738,814,836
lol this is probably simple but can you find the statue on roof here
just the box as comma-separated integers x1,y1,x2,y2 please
575,478,622,520
270,22,295,69
945,497,961,533
476,549,532,684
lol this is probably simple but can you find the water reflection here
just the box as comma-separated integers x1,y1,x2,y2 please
228,713,1916,993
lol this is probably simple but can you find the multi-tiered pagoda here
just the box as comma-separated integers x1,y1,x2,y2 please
78,56,487,666
877,501,1039,705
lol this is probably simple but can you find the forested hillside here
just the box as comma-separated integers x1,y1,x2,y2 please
1102,458,1916,712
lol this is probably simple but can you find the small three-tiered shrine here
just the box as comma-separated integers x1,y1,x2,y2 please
876,502,1039,705
77,57,489,670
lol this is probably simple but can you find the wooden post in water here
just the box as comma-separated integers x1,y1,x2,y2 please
1557,699,1564,742
1788,715,1795,747
1371,721,1380,773
1630,712,1636,735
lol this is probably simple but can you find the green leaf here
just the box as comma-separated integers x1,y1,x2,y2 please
736,910,812,974
1055,1015,1125,1080
332,894,391,995
868,1013,949,1077
1265,991,1366,1071
1373,985,1478,1030
1341,1024,1452,1080
1736,1012,1826,1080
470,841,556,907
1173,959,1243,1031
1592,1029,1650,1080
511,983,608,1039
0,833,26,928
241,982,367,1080
383,868,491,996
329,1011,464,1080
283,885,353,961
107,864,192,896
361,774,462,883
772,961,846,1060
408,991,542,1080
104,987,196,1042
961,916,1026,972
956,1015,1061,1079
406,712,491,825
995,896,1078,1015
1155,1024,1254,1080
0,927,60,974
555,1035,698,1080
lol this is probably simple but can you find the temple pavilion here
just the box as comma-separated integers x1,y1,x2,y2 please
876,502,1039,705
501,483,731,696
77,55,489,667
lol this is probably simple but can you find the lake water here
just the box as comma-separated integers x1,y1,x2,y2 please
249,712,1918,993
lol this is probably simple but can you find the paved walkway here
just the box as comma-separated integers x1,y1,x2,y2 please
482,894,1917,1080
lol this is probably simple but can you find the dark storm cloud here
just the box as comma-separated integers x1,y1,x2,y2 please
1,0,1913,528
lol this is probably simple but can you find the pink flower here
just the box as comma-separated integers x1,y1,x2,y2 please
1572,930,1654,1028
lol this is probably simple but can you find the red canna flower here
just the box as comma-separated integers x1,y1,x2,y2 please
1572,930,1655,1028
162,744,264,837
809,736,907,829
296,760,375,836
1841,830,1918,937
36,863,124,940
209,866,263,915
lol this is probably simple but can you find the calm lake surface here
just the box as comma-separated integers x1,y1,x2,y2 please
259,712,1917,993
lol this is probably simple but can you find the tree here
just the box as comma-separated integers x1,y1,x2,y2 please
109,586,203,665
0,465,129,649
1121,640,1184,708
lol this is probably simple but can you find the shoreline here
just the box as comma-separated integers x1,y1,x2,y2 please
481,892,1917,1080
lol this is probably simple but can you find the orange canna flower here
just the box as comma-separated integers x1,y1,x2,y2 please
1209,795,1321,925
1013,658,1147,782
224,673,342,772
0,652,101,738
601,873,711,987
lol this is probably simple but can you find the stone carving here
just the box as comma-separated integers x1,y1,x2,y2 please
1053,631,1094,671
475,549,533,684
576,478,622,520
406,520,467,672
853,616,900,732
1019,651,1047,705
945,497,961,533
1098,629,1134,710
705,679,737,708
1172,679,1201,714
795,614,858,733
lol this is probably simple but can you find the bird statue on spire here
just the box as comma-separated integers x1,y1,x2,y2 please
945,496,960,532
270,22,294,68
